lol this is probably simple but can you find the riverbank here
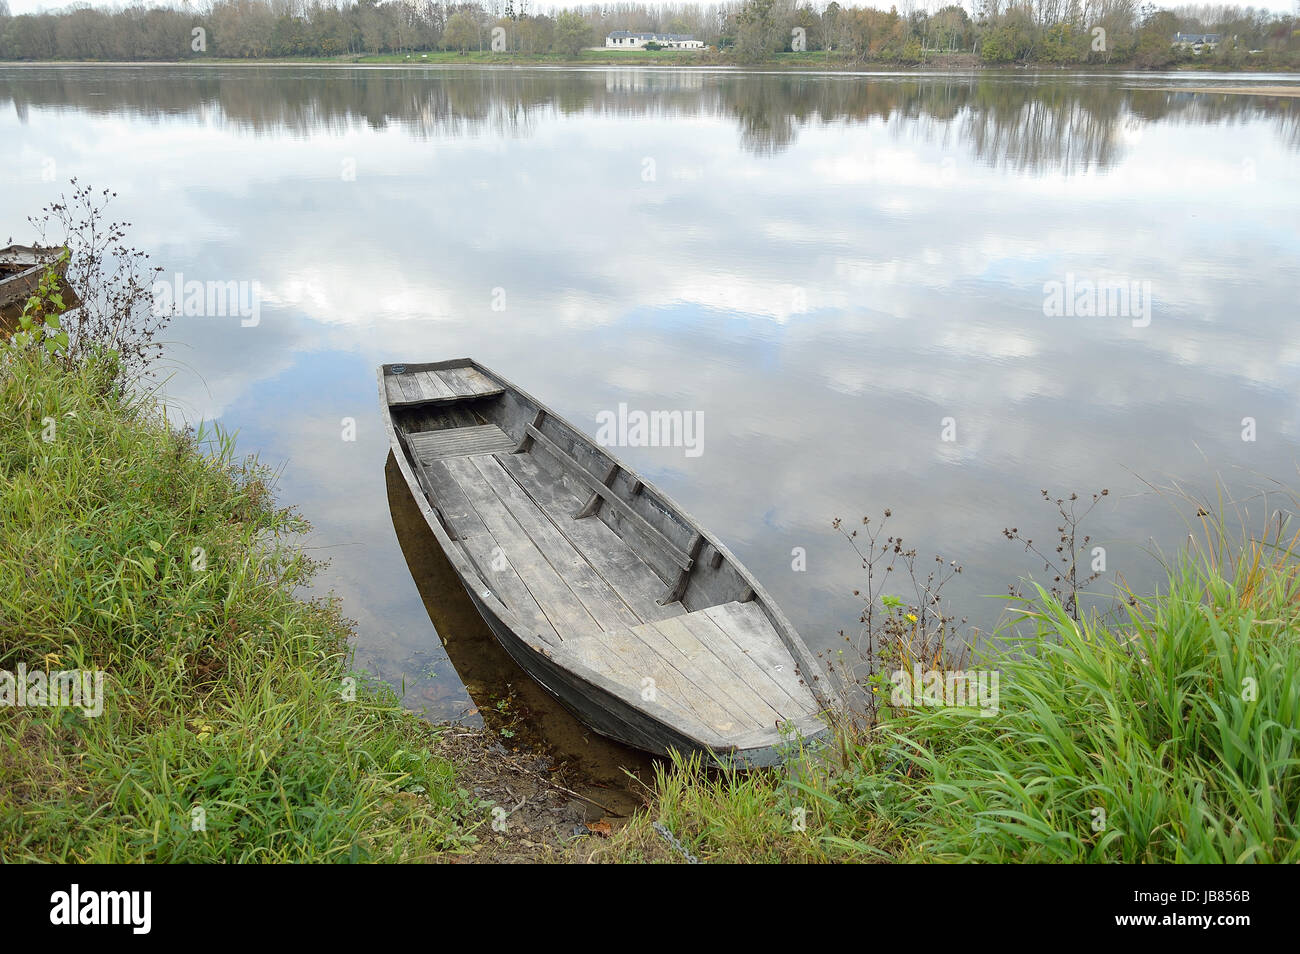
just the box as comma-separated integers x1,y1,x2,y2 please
585,522,1300,863
1161,85,1300,97
0,345,611,861
2,51,1297,73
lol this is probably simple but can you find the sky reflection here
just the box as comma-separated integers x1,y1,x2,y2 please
3,65,1298,717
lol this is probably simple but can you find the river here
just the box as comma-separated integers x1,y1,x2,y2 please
3,64,1298,728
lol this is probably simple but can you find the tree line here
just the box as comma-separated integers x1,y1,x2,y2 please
0,0,1296,68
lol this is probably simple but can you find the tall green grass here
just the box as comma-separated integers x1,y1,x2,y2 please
597,525,1300,863
0,348,482,861
873,559,1299,862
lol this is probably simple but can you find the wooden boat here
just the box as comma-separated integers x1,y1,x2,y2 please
379,359,840,766
0,245,75,327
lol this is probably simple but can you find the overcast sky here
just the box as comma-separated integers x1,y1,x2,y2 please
3,0,1298,16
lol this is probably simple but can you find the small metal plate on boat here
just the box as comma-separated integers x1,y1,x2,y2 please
392,364,407,374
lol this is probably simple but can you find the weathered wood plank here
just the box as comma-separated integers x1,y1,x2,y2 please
413,458,481,540
409,455,460,540
577,624,754,734
659,532,705,605
496,451,685,623
433,365,477,396
384,375,406,406
524,424,692,572
465,454,641,634
436,365,499,397
384,366,505,406
396,373,423,404
641,615,784,726
456,365,500,394
523,424,680,582
458,532,561,649
408,424,516,461
575,460,619,519
444,456,606,644
515,409,545,453
701,602,817,709
561,631,639,684
410,404,480,429
453,454,708,717
611,621,759,730
415,369,456,401
405,448,560,649
532,419,697,554
674,610,805,719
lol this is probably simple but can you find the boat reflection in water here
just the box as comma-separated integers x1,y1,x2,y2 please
385,452,654,816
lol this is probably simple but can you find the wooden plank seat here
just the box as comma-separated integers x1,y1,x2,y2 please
407,424,516,461
385,365,505,407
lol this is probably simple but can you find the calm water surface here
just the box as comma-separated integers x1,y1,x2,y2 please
3,65,1298,724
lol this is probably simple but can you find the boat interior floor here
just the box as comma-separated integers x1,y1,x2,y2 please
403,417,822,736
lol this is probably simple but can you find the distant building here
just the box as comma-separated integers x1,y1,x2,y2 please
1173,32,1222,52
606,31,704,50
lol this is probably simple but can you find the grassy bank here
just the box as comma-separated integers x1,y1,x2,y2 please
342,49,1300,71
0,347,492,861
6,345,1296,864
588,531,1300,863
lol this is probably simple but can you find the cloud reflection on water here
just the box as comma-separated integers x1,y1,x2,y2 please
1,66,1297,718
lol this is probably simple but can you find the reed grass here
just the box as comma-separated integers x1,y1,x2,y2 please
596,505,1300,863
0,347,482,861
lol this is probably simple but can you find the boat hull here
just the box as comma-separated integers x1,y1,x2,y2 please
378,359,840,766
462,582,798,766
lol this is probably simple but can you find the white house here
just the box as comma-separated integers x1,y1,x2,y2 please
606,31,704,50
1172,32,1222,53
